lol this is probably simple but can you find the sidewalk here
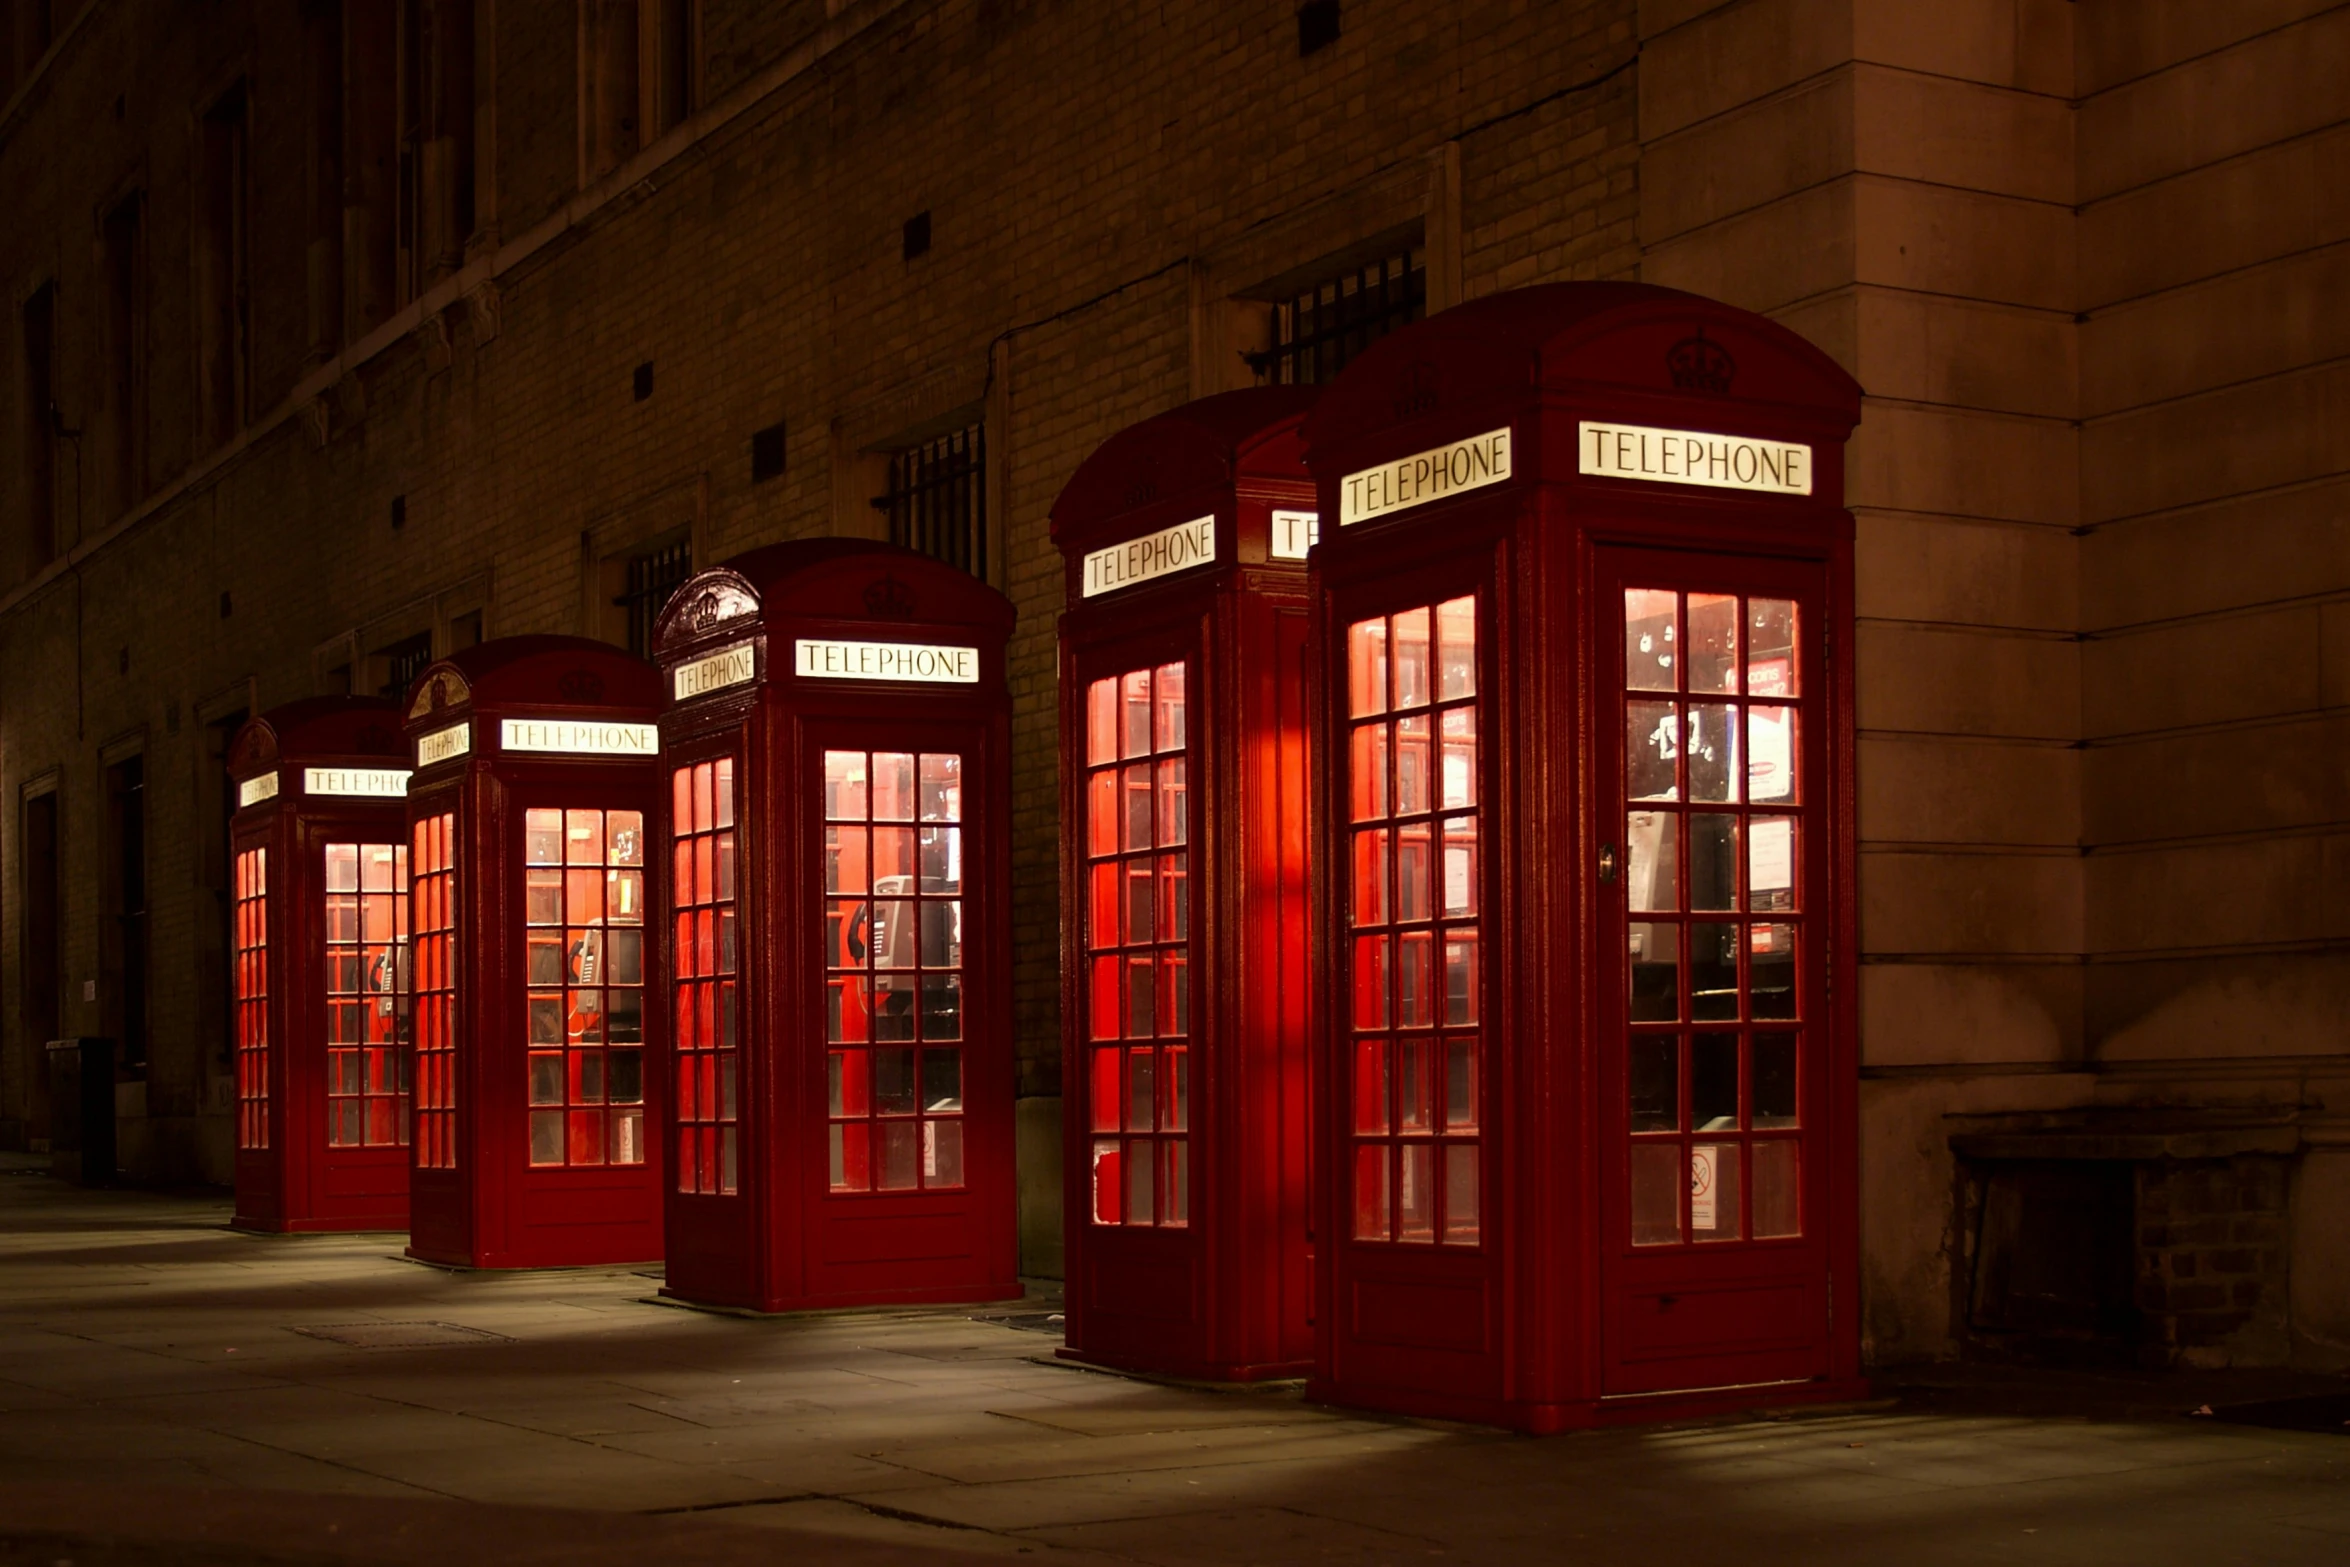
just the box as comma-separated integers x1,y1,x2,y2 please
1,1159,2343,1565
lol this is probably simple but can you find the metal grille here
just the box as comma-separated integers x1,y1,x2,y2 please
1248,248,1427,386
376,633,433,700
623,538,694,657
877,425,987,579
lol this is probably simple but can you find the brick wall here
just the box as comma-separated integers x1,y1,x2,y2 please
2136,1155,2292,1368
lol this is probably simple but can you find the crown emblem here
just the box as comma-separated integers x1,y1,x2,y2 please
558,670,606,703
681,582,756,635
1391,360,1440,420
864,574,916,619
1667,327,1736,395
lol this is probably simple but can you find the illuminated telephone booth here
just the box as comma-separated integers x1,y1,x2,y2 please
1302,283,1864,1429
1048,388,1320,1380
226,698,416,1232
652,541,1018,1312
400,637,667,1269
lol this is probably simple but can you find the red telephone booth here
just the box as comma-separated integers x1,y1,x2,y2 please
652,542,1019,1311
400,637,667,1269
226,698,416,1232
1302,283,1864,1430
1049,388,1320,1380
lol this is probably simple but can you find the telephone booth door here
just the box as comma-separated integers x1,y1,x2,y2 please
1051,387,1319,1382
226,699,415,1233
1600,556,1838,1395
653,542,1019,1313
1302,281,1863,1430
400,638,668,1270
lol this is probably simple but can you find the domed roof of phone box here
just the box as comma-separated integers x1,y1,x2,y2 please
1050,385,1319,547
404,635,664,723
655,538,1014,652
230,696,406,782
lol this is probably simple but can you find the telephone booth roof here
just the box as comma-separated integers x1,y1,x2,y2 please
1049,386,1319,559
653,539,1015,696
401,635,664,759
1299,282,1862,496
229,697,408,817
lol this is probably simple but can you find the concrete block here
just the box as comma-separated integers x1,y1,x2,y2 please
2083,601,2322,739
2081,480,2350,631
2082,245,2350,420
1855,508,2076,628
1853,64,2072,204
1854,175,2074,312
1639,0,1853,142
1861,847,2082,955
1847,401,2079,527
2082,359,2350,526
1860,732,2079,846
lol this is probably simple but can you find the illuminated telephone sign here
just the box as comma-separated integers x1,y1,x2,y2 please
400,636,670,1270
226,697,415,1234
1050,386,1322,1381
651,541,1019,1313
1300,283,1863,1431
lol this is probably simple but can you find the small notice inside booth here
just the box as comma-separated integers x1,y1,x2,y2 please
227,698,415,1232
400,637,667,1269
1301,283,1862,1430
1049,387,1319,1380
652,542,1018,1312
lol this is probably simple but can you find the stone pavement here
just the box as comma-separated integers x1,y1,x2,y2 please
1,1159,2344,1566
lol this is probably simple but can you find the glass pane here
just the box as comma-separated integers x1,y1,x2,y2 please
1691,1033,1739,1131
1689,813,1737,911
826,826,869,894
1087,770,1119,858
921,899,963,970
1748,706,1796,803
1089,861,1119,949
872,753,916,820
1631,1142,1679,1244
1751,924,1798,1019
609,1048,643,1104
1353,1038,1388,1134
927,1118,964,1188
1161,1138,1187,1225
1353,934,1389,1029
874,973,917,1041
1087,679,1118,767
1353,1143,1389,1241
1348,617,1388,717
714,757,736,829
1627,700,1678,801
1392,607,1430,708
1753,1033,1799,1128
1395,822,1431,922
1686,702,1736,802
922,1048,962,1113
1687,593,1739,693
1089,1047,1119,1133
1692,1142,1741,1242
880,1122,919,1189
1436,596,1476,700
1121,670,1153,760
325,843,358,892
1439,708,1475,809
607,927,643,987
1398,1143,1434,1242
1442,1143,1479,1245
1398,1038,1431,1132
1630,1035,1677,1132
1350,723,1389,821
1629,922,1679,1022
1750,817,1797,912
874,1048,917,1115
1165,1045,1189,1131
1091,1139,1121,1223
871,902,914,967
872,826,917,886
1753,1140,1800,1237
1624,589,1678,690
1161,851,1188,940
918,827,961,894
565,810,602,865
1157,758,1187,847
1126,954,1156,1039
529,1110,563,1166
919,752,961,822
1159,948,1189,1037
1691,923,1739,1021
606,989,642,1045
1127,1133,1155,1223
606,811,643,867
1748,599,1798,696
1443,933,1478,1027
607,868,645,924
1122,764,1154,852
1128,1047,1155,1132
525,809,563,864
1154,662,1186,753
920,973,962,1040
1627,810,1676,912
835,1122,868,1191
1394,714,1430,814
824,750,869,819
1441,817,1477,917
1445,1039,1478,1131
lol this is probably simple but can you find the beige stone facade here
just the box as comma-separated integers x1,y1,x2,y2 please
2,0,2342,1368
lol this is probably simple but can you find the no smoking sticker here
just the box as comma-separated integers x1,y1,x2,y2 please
1691,1144,1719,1230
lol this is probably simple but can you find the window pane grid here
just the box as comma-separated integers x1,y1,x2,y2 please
1083,663,1190,1228
671,758,739,1195
1247,248,1427,386
1623,589,1805,1248
825,750,967,1193
1347,598,1481,1247
524,806,649,1168
323,842,412,1149
233,847,268,1150
877,425,987,580
410,814,458,1169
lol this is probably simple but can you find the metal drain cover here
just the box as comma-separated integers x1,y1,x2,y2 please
291,1321,508,1349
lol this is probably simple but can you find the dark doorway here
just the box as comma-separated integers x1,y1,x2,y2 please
101,757,148,1071
20,790,60,1141
1968,1160,2139,1359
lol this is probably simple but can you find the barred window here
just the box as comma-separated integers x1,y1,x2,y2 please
876,425,987,580
375,633,433,701
1248,247,1427,387
621,538,694,658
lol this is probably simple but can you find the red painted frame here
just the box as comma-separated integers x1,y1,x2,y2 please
1300,283,1864,1431
653,542,1019,1313
1051,389,1319,1381
400,637,668,1269
227,698,414,1233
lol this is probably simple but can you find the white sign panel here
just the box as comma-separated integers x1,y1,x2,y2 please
1340,427,1512,527
793,639,980,685
1578,420,1812,496
500,718,661,756
673,641,758,702
1269,509,1319,561
237,772,280,809
303,767,411,799
416,723,471,767
1691,1145,1720,1231
1081,515,1215,598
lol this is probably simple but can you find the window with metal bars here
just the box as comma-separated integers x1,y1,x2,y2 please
621,538,694,658
1247,247,1427,386
375,633,433,701
874,425,987,580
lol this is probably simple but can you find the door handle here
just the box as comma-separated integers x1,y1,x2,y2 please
1599,843,1618,885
